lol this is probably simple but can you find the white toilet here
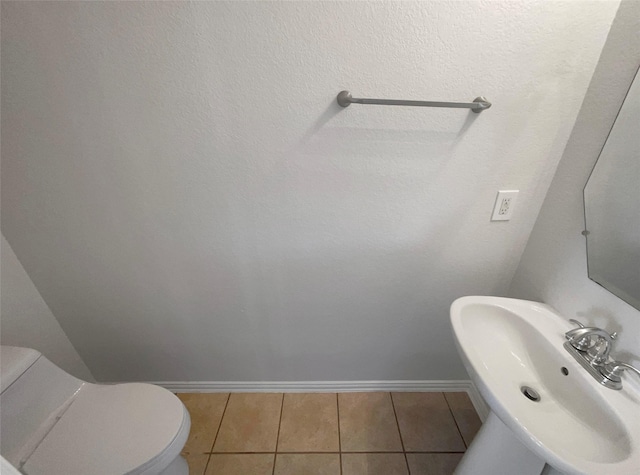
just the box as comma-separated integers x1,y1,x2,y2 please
0,346,191,475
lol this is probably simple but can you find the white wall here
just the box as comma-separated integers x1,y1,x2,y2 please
1,236,93,380
1,1,618,382
510,0,640,371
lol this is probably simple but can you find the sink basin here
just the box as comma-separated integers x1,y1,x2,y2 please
450,296,640,475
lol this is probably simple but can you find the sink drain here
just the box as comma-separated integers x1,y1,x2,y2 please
521,386,541,402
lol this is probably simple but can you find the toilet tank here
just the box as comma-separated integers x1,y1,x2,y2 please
0,346,84,468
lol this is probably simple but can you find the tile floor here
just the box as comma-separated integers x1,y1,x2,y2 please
176,392,482,475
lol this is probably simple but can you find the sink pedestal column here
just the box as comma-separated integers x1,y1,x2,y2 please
455,411,546,475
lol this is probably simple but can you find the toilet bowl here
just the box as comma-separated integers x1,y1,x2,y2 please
0,346,191,475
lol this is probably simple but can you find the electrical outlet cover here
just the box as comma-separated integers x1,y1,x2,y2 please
491,190,519,221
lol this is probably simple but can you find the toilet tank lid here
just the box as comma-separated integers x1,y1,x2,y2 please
1,346,41,393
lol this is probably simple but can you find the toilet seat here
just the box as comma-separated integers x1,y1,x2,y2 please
22,383,190,475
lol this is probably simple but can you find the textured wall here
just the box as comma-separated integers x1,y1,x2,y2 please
1,1,617,381
510,0,640,379
1,236,94,380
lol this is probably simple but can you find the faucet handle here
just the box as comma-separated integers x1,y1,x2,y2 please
568,319,585,328
599,362,640,389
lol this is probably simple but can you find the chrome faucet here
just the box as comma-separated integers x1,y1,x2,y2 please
565,319,590,350
562,319,634,390
565,326,617,364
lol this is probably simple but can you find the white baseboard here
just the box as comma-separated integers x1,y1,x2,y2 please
153,379,472,393
150,379,490,421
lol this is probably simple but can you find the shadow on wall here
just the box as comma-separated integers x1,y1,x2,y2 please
574,306,639,363
293,99,481,159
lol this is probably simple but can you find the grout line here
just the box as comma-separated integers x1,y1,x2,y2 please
272,393,285,475
389,392,411,475
443,392,467,449
404,450,466,454
203,393,231,473
210,393,232,451
336,393,342,475
200,454,211,475
342,451,405,454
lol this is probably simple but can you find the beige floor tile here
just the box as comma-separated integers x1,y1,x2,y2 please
277,393,339,452
177,393,229,453
213,393,283,452
339,393,403,452
392,393,465,452
406,453,463,475
444,392,482,447
342,453,408,475
184,453,210,475
206,454,274,475
274,454,340,475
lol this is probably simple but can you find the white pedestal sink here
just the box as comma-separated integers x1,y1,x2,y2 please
450,296,640,475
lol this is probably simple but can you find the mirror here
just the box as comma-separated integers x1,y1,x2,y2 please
584,66,640,311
